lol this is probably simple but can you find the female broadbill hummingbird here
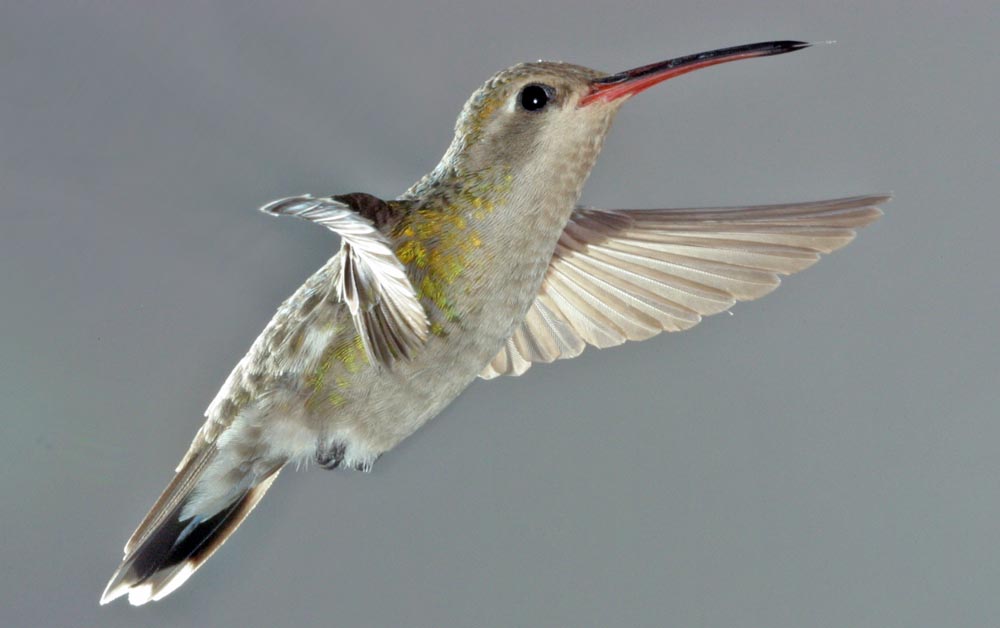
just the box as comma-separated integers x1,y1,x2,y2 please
101,40,885,605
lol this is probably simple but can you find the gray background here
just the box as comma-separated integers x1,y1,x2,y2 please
2,1,997,627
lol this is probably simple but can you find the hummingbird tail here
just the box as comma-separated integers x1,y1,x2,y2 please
100,448,284,606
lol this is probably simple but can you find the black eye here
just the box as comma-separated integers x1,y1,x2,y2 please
519,84,552,111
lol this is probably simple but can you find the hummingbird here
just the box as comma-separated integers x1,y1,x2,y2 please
101,40,886,605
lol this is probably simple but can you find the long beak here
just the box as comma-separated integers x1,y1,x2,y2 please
580,40,811,107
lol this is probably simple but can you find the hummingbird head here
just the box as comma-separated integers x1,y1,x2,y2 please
436,61,610,187
420,41,811,212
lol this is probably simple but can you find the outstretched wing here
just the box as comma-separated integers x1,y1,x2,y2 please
261,195,429,367
480,194,887,379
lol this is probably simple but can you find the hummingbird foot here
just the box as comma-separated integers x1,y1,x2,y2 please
315,440,380,472
315,442,346,469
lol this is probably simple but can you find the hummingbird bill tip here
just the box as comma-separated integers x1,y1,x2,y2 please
772,40,813,53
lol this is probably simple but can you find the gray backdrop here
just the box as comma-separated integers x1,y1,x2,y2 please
2,2,997,627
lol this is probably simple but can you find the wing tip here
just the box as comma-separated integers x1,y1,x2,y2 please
259,194,316,216
845,193,889,226
865,192,893,205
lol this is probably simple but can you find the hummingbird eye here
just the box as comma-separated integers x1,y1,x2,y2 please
519,84,553,112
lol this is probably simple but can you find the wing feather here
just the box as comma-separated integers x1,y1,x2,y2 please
481,194,886,378
261,195,429,368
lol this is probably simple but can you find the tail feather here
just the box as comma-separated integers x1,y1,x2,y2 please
123,446,217,556
101,453,282,606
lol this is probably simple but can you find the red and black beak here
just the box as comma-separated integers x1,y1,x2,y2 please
580,40,811,107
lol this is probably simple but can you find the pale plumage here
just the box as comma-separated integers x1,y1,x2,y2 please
481,195,886,378
102,41,885,606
